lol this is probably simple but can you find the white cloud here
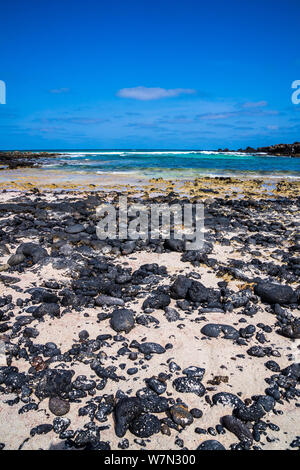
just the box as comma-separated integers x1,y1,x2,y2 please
117,86,196,101
49,88,70,94
242,100,268,108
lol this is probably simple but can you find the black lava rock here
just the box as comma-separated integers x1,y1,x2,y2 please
197,440,225,450
254,282,297,305
138,342,166,355
114,397,143,438
129,413,161,438
172,376,206,397
110,309,135,333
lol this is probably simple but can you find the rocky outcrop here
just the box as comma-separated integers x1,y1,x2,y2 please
0,151,58,169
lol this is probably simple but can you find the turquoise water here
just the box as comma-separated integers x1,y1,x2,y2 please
41,150,300,179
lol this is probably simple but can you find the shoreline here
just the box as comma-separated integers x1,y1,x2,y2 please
0,168,299,201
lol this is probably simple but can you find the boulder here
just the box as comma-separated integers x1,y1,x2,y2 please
254,282,297,305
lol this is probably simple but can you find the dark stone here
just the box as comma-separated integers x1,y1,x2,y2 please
256,396,275,413
73,375,96,391
220,324,240,340
34,303,60,318
247,346,266,358
201,323,239,340
30,424,53,437
170,404,193,427
23,327,39,338
201,324,221,338
265,360,281,372
27,287,59,303
197,440,225,450
280,321,300,339
78,330,89,341
182,366,205,380
16,243,48,264
147,377,167,395
190,408,203,418
138,342,165,355
222,415,253,443
142,293,170,310
164,307,180,322
53,417,70,434
173,376,206,397
110,309,135,333
140,395,170,413
170,276,192,299
48,397,70,416
212,392,244,409
7,253,25,266
281,363,300,380
187,281,211,303
234,403,266,422
95,295,125,307
65,224,85,234
35,369,74,400
129,413,161,438
164,238,185,252
254,282,297,305
114,397,143,438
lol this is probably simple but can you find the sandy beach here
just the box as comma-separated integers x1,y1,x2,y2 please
0,177,299,450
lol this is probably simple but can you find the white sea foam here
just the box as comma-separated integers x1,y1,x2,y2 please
96,170,138,175
57,150,258,159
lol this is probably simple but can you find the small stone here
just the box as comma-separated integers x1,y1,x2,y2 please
170,404,193,427
110,309,135,333
7,253,25,266
114,397,142,438
221,415,253,444
173,376,206,397
182,366,205,380
65,224,85,234
138,342,166,355
265,360,280,372
161,423,171,435
129,413,161,438
197,440,225,450
254,282,297,305
147,378,167,395
53,417,70,434
48,397,70,416
190,408,203,418
78,330,89,342
30,424,53,437
95,295,125,307
212,392,244,408
164,307,180,322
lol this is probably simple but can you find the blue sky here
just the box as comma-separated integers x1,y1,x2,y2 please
1,0,300,149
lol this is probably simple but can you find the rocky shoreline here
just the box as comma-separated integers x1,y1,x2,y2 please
218,142,300,157
0,186,299,450
0,152,58,170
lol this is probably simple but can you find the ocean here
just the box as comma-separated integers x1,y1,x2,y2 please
40,150,300,180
